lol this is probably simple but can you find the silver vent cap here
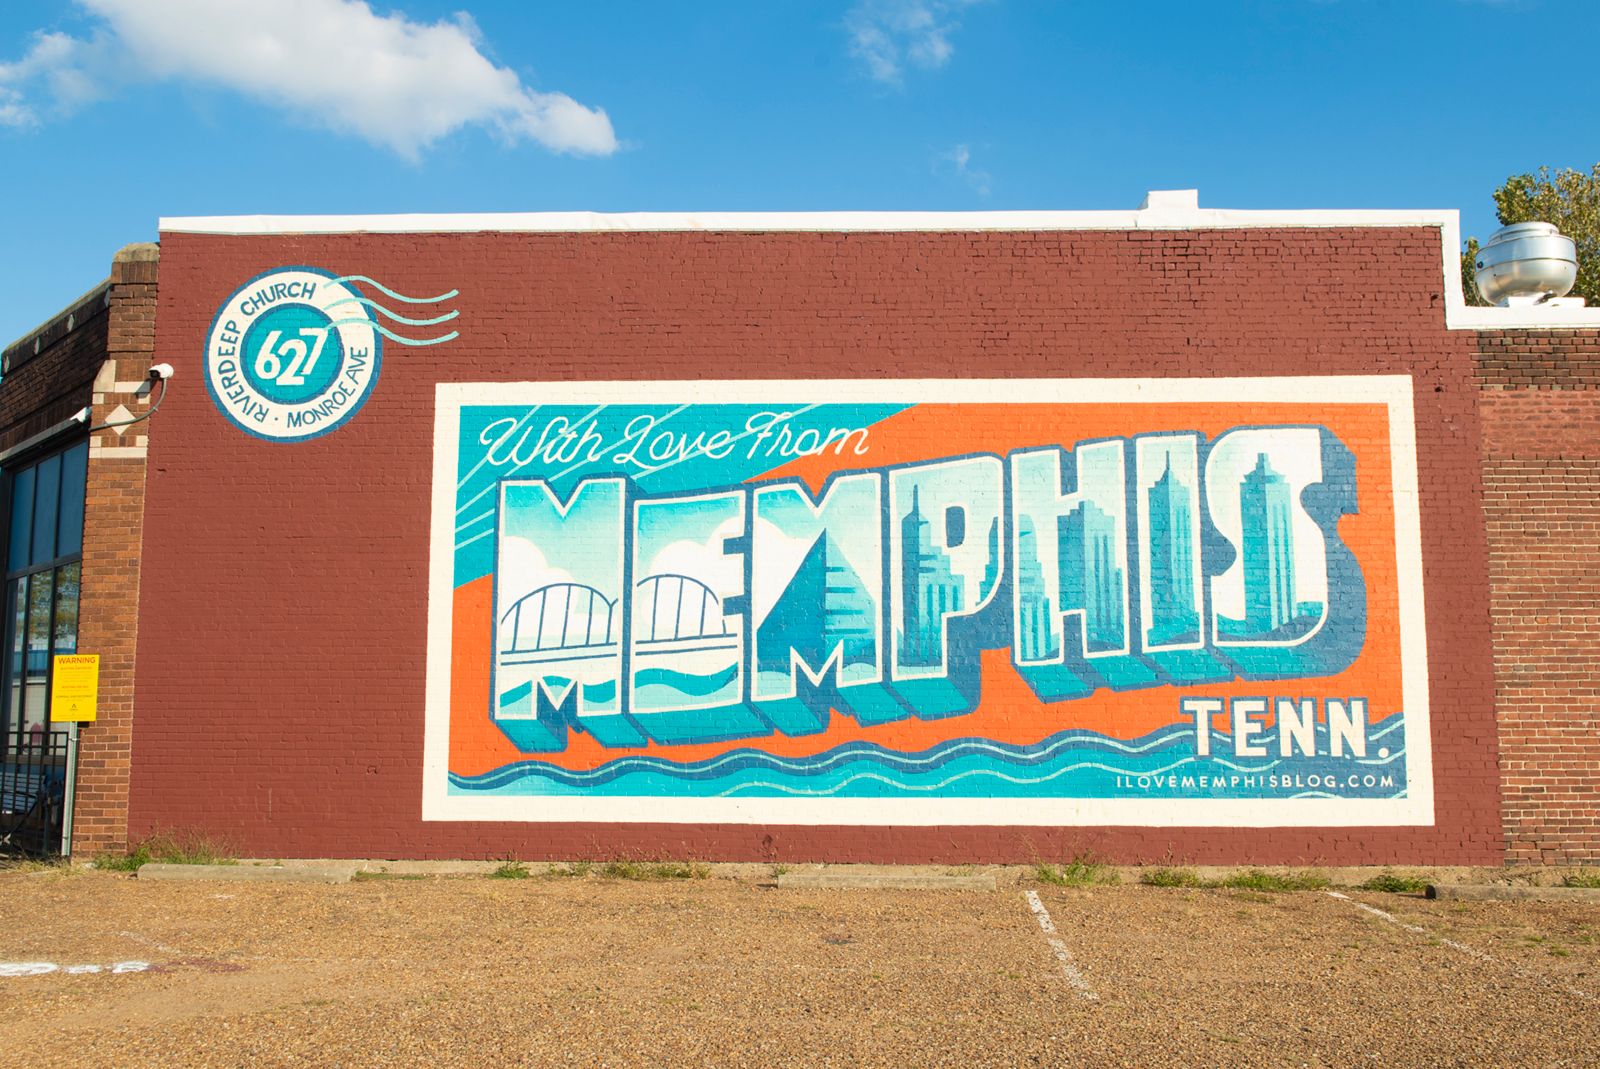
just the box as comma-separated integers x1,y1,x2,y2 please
1474,221,1578,305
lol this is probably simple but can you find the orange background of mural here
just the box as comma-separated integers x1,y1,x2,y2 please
447,402,1401,777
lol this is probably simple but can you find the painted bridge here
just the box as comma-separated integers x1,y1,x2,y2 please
499,574,737,663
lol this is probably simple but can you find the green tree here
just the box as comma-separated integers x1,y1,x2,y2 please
1461,164,1600,306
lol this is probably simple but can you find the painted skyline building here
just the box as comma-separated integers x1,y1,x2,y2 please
756,532,877,675
899,486,965,666
1239,452,1297,634
1058,500,1125,651
1014,515,1060,662
1146,457,1200,645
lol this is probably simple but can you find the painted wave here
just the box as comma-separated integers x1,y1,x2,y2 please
449,713,1408,800
329,274,460,346
633,662,739,704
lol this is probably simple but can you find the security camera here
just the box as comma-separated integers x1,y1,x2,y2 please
148,363,174,381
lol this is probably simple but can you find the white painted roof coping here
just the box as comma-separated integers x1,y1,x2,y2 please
160,191,1600,333
1138,188,1201,213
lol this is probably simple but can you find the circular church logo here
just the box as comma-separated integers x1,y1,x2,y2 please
204,267,383,442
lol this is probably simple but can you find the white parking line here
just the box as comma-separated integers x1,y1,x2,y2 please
1024,890,1098,1001
1325,891,1594,1004
0,960,151,978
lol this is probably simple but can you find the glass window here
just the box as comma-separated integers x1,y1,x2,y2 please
57,442,87,558
7,466,32,572
23,571,52,733
5,580,21,736
1,439,88,738
31,452,60,567
52,562,79,659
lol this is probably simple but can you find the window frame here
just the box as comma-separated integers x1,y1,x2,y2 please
1,436,89,741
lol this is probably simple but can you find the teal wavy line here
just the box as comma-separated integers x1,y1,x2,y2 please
714,749,1405,798
718,757,1199,797
701,733,1392,784
325,318,460,347
634,664,739,698
719,751,1407,797
712,745,1406,797
332,275,458,304
323,297,459,327
457,721,1407,791
1369,719,1405,742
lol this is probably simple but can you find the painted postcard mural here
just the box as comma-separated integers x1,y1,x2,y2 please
423,378,1432,826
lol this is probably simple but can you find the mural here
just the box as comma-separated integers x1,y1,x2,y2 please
423,378,1432,826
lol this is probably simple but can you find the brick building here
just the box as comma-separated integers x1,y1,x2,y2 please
1,193,1595,866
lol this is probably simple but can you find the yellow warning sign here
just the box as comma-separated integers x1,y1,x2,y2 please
50,654,99,723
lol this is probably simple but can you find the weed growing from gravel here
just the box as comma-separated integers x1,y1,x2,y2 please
94,846,152,872
654,861,711,880
1140,867,1203,888
1035,855,1120,887
0,857,73,874
1139,866,1330,892
490,861,530,879
598,860,711,881
598,861,646,880
95,831,236,871
1360,872,1431,894
352,871,427,882
545,861,593,878
1562,869,1600,888
1217,869,1330,893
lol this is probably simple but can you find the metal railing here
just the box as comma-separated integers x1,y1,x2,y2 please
0,727,72,857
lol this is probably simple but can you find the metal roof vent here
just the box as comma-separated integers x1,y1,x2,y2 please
1474,222,1580,306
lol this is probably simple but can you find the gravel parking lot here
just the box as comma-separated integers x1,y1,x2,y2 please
1,867,1596,1067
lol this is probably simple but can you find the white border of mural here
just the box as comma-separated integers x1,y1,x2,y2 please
422,376,1434,827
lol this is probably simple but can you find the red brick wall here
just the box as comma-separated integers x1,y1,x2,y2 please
0,288,106,455
125,226,1502,864
0,249,157,856
1476,330,1600,864
69,245,159,855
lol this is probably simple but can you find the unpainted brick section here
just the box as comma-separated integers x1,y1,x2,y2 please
0,296,106,454
69,252,156,855
1476,328,1600,864
1474,329,1600,390
121,226,1503,865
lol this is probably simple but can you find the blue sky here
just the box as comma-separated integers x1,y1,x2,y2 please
1,0,1594,344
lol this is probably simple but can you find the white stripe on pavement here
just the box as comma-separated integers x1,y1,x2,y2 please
1325,891,1594,1004
1024,890,1098,1001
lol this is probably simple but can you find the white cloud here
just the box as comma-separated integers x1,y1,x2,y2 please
0,88,32,128
498,536,578,609
845,0,987,86
0,31,103,126
0,0,617,158
937,143,991,197
644,515,747,604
